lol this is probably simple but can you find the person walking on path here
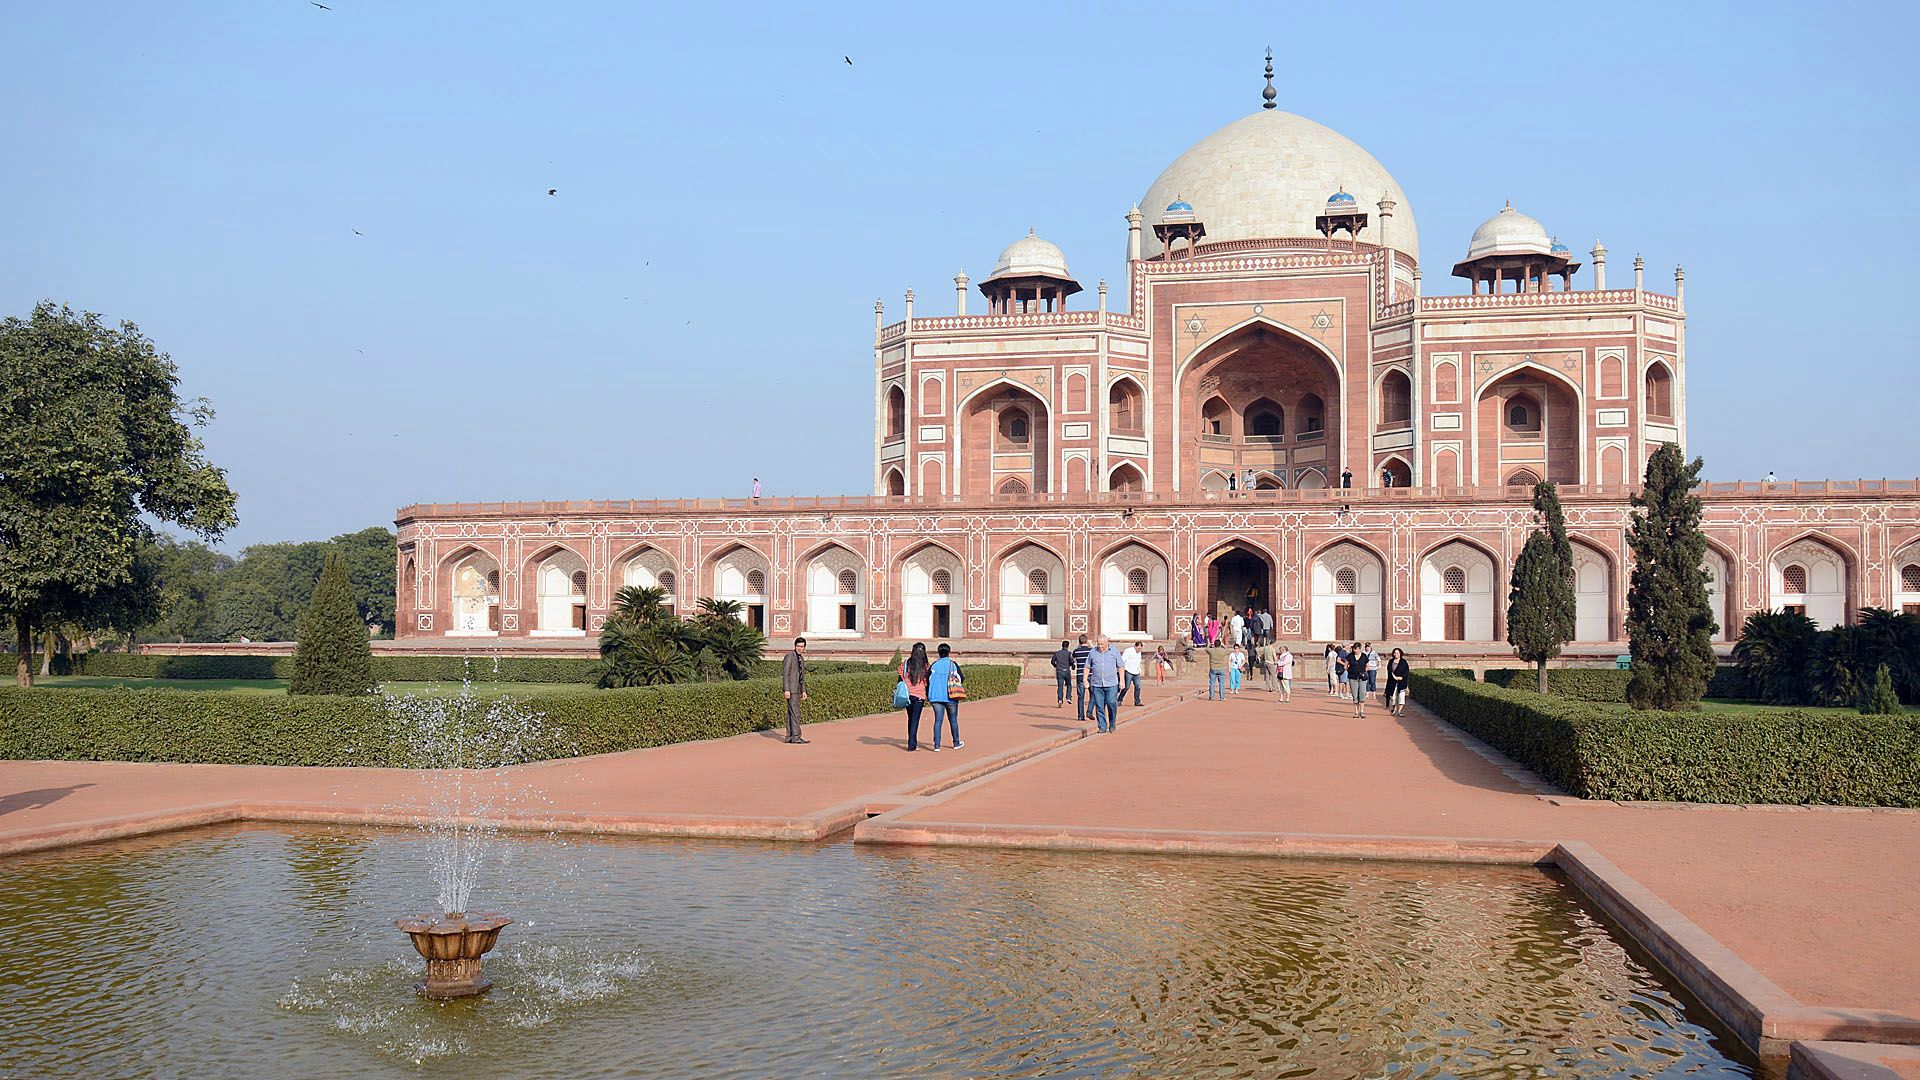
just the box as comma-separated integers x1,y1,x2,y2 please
927,643,964,751
1050,639,1074,708
898,643,930,751
1227,642,1246,694
1257,639,1277,693
1364,644,1380,698
1229,610,1246,649
1204,639,1228,700
1347,643,1369,718
1333,644,1349,698
1383,647,1411,717
782,637,810,744
1153,644,1172,687
1071,634,1093,722
1324,643,1340,697
1121,641,1144,706
1276,644,1294,703
1085,636,1123,732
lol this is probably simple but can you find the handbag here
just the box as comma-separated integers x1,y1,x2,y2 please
892,679,911,709
947,665,967,701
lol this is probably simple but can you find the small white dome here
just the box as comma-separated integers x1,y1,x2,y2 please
987,230,1073,281
1463,203,1552,261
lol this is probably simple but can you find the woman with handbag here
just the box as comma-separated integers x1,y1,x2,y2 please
927,642,964,751
896,642,930,751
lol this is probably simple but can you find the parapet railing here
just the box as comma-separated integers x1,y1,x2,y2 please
397,479,1918,521
877,309,1145,345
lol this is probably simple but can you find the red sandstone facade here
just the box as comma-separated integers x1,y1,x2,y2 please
394,100,1920,649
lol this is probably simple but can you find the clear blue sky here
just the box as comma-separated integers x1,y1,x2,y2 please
4,1,1915,550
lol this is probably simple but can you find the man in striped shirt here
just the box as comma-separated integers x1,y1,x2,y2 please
1071,634,1093,722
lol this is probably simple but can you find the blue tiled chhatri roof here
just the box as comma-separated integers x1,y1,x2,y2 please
1165,198,1194,213
1550,236,1570,254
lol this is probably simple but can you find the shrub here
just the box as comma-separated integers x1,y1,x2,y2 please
1624,444,1718,709
0,665,1023,767
288,554,374,696
1861,664,1905,716
1410,671,1920,806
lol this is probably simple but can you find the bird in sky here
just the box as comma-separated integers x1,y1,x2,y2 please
547,188,557,196
844,56,852,65
310,1,330,8
352,229,363,236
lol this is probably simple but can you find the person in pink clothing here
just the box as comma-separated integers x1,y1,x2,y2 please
897,642,930,751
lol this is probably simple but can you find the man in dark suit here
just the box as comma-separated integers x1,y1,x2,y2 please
782,637,809,744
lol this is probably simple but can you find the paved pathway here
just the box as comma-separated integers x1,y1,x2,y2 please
0,685,1134,849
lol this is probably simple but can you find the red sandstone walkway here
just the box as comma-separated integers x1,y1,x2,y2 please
0,683,1130,851
860,688,1920,1023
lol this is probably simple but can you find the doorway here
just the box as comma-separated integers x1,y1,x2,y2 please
933,604,951,638
1334,605,1355,641
1206,545,1273,620
1444,603,1466,641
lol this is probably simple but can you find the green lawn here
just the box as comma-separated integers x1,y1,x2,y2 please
28,676,601,697
1701,697,1920,717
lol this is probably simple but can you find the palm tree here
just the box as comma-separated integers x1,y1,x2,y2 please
696,596,744,622
1857,607,1920,703
697,618,766,680
1731,609,1819,705
611,584,669,624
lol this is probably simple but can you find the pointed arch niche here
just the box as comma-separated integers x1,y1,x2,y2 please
1177,322,1342,493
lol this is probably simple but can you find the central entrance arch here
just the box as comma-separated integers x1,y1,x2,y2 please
1201,540,1274,621
1179,322,1343,493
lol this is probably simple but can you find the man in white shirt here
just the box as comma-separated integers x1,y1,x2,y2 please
1229,611,1246,648
1121,642,1145,705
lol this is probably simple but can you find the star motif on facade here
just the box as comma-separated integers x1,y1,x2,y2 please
1310,308,1333,334
1185,316,1206,335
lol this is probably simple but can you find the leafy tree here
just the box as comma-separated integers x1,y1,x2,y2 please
1860,664,1905,715
1506,481,1577,694
1624,444,1719,710
1731,609,1820,705
288,552,375,695
141,536,233,643
0,302,237,686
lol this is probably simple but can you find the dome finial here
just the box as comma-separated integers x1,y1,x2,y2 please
1261,48,1277,109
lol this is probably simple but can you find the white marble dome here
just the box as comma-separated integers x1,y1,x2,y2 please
987,229,1074,282
1463,203,1552,261
1138,110,1418,261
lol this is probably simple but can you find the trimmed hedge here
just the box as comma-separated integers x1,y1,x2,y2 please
1481,665,1754,703
1411,671,1920,806
72,653,603,684
0,665,1022,767
71,653,893,684
1483,668,1633,702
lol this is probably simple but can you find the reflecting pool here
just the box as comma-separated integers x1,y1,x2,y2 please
0,824,1752,1078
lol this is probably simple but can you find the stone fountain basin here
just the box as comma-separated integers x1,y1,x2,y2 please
395,912,512,998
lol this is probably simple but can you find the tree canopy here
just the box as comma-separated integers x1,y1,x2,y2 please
289,551,376,696
0,302,237,685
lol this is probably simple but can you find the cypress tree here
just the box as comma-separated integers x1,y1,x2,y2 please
1625,443,1718,710
1506,481,1577,693
1860,663,1904,716
289,551,375,695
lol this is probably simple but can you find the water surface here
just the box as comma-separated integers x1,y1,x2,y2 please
0,824,1752,1078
